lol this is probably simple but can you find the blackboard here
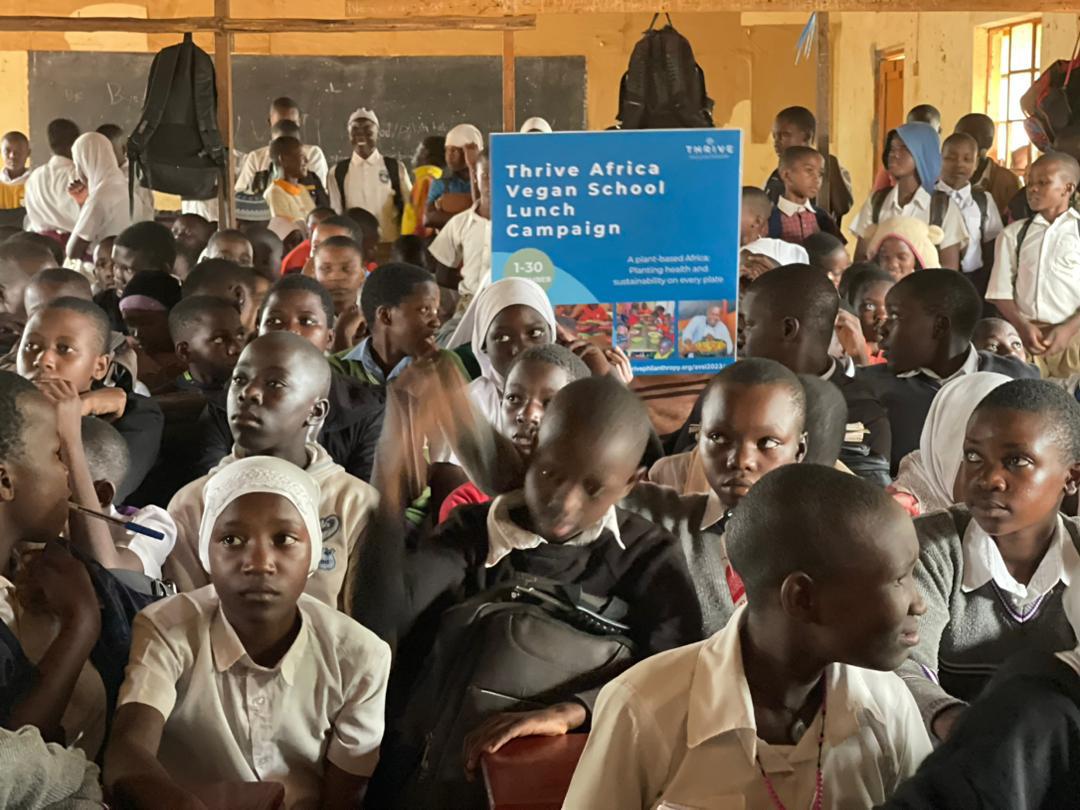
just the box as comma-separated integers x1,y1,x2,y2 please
28,51,587,167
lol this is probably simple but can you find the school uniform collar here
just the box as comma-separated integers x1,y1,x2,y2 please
350,148,383,168
686,604,887,760
935,179,972,205
48,155,74,169
892,184,932,211
896,344,980,382
343,336,413,384
962,514,1077,600
484,490,623,568
0,168,27,184
210,591,309,686
776,196,815,217
1032,207,1080,229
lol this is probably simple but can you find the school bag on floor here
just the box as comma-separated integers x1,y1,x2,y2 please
617,12,715,130
128,33,227,207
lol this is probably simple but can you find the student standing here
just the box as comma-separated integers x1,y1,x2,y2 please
767,146,843,245
0,132,30,228
955,112,1022,217
426,124,482,230
23,119,81,241
401,135,445,237
234,96,329,193
328,109,412,242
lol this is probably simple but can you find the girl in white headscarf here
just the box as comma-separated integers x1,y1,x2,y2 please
449,277,557,425
66,132,151,261
892,371,1012,515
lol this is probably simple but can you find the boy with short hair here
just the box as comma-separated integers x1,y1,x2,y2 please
24,119,81,238
202,228,253,267
0,131,30,227
0,239,55,318
111,221,177,290
767,146,842,244
24,267,92,318
234,96,329,194
168,295,246,392
264,136,317,225
986,152,1080,378
17,297,164,502
165,331,379,610
248,227,284,280
314,235,366,316
859,269,1037,471
182,259,259,335
955,112,1022,217
972,316,1026,362
564,465,931,810
170,213,214,279
936,132,1004,292
120,271,184,394
739,187,808,270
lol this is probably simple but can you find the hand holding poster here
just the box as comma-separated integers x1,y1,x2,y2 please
490,129,741,375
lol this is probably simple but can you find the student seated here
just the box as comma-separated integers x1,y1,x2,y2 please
357,376,701,806
563,464,931,810
425,124,482,230
891,372,1011,517
170,213,215,280
181,259,259,336
858,269,1036,471
955,112,1022,217
0,131,30,227
119,270,184,395
81,415,177,579
106,456,390,810
202,228,253,267
850,123,967,270
343,207,381,271
900,379,1080,741
739,186,808,270
803,230,850,288
937,132,1004,293
0,238,55,321
740,265,893,483
972,316,1026,362
278,208,338,275
23,118,81,239
111,221,178,291
985,152,1080,378
23,267,92,319
768,146,843,245
264,136,320,226
844,264,893,365
17,297,163,502
865,215,943,279
248,226,284,280
438,343,591,524
166,332,379,610
329,108,412,241
168,295,246,394
313,235,366,317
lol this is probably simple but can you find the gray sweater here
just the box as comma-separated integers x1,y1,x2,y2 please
899,507,1079,731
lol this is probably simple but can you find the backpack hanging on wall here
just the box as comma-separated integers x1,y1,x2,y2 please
1020,33,1080,151
617,13,715,130
128,33,227,207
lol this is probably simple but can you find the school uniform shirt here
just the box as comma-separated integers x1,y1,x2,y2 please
986,208,1080,324
264,178,316,224
935,180,1004,273
23,155,80,234
118,584,390,809
427,203,492,299
234,143,329,193
108,503,177,580
741,237,809,267
857,347,1038,473
898,508,1080,730
328,149,412,241
849,185,970,250
339,336,414,385
165,443,379,611
563,603,932,810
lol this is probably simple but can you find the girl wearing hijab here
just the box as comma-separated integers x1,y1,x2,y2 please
850,122,968,270
449,277,557,425
66,132,151,262
106,456,391,810
891,371,1012,515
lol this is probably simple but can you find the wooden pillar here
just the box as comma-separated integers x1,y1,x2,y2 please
502,29,516,132
214,0,236,226
815,12,832,212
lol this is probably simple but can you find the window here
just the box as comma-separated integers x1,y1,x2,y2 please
986,19,1042,174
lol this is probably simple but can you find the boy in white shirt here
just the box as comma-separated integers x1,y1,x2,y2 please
23,119,81,238
986,152,1080,378
564,464,931,810
936,132,1003,295
235,96,328,192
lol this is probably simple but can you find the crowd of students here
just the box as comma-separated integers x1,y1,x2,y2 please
0,90,1077,810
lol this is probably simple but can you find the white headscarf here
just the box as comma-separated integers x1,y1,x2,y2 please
72,132,125,194
894,371,1012,514
446,124,484,150
198,456,323,576
520,117,553,134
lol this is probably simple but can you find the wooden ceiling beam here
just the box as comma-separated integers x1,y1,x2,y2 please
346,0,1080,12
0,14,536,33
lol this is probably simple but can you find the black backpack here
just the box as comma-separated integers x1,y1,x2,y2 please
617,13,715,130
128,33,227,206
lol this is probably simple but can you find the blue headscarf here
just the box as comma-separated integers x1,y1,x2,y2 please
883,123,941,194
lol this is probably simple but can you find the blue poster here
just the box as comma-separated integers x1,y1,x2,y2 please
490,129,741,375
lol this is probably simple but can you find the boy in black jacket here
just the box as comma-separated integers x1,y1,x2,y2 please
858,269,1037,472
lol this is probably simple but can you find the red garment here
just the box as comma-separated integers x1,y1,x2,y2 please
777,210,820,244
280,239,312,275
438,481,492,525
872,166,895,194
725,565,745,605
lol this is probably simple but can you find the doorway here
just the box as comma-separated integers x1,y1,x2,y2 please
875,52,905,177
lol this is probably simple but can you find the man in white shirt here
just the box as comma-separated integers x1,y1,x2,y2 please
327,108,412,242
234,97,328,194
564,465,931,810
24,118,81,237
